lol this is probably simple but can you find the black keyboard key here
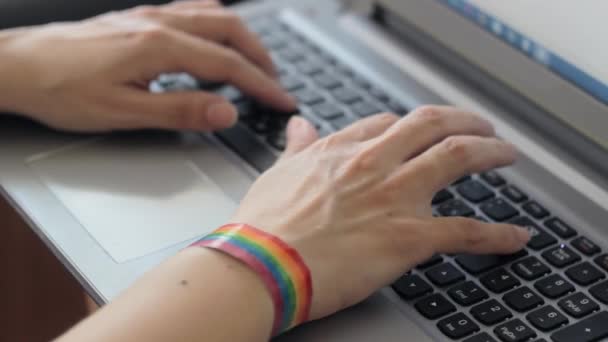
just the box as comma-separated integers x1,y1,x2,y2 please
558,292,599,318
551,311,608,342
509,216,557,251
534,274,574,299
295,60,323,75
312,73,342,89
566,262,605,286
544,218,577,239
425,263,465,286
526,305,568,332
438,199,475,217
456,250,528,275
480,171,506,187
512,256,551,281
481,198,519,221
572,236,601,256
438,313,480,339
471,299,512,325
331,87,362,104
293,88,325,106
457,180,495,203
494,319,536,342
481,268,521,293
417,254,443,269
448,281,489,306
267,132,286,151
386,99,407,115
542,245,581,268
369,87,390,101
500,186,528,203
415,293,456,319
249,116,273,134
279,48,305,62
590,281,608,304
464,332,498,342
522,201,550,219
453,175,472,184
392,274,432,300
280,75,306,92
351,101,382,117
432,189,454,205
503,286,544,312
352,74,371,89
594,254,608,272
215,123,277,172
329,114,353,131
312,103,344,120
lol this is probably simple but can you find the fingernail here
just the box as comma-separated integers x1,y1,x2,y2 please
514,226,531,243
206,103,237,128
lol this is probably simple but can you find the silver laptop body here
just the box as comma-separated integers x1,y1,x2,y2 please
1,1,607,341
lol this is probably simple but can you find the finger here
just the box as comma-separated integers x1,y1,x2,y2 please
423,217,530,255
140,7,275,76
371,106,495,162
109,88,237,131
146,28,295,110
332,113,400,143
282,116,319,158
168,0,222,10
388,136,517,196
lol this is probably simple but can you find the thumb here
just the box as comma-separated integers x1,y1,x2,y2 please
282,116,319,158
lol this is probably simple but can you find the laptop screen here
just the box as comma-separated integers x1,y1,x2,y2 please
439,0,608,106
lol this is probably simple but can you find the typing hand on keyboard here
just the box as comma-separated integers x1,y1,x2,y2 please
231,106,530,321
0,1,295,133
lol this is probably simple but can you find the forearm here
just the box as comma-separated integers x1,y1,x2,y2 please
58,248,273,342
0,28,25,113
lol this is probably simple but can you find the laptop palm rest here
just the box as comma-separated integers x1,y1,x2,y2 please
27,134,244,263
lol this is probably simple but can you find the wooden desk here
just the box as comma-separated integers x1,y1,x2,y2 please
0,196,87,342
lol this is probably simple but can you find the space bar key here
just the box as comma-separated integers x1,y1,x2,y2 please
215,123,277,173
455,250,527,275
551,311,608,342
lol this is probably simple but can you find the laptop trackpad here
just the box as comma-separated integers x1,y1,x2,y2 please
28,136,240,263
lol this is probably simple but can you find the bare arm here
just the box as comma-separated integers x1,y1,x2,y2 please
57,110,529,341
60,248,273,342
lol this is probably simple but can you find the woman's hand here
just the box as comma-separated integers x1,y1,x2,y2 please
233,106,530,321
0,0,294,132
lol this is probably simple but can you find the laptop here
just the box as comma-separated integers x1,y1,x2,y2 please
1,0,608,341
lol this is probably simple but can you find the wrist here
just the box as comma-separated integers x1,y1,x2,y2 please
179,247,275,340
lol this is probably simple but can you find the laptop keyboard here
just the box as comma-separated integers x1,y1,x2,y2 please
154,17,608,342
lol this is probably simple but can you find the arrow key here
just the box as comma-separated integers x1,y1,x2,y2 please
415,293,456,319
426,263,465,287
392,274,432,300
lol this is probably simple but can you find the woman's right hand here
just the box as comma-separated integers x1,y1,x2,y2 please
232,106,531,322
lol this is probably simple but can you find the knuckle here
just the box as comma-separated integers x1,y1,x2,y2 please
375,112,400,124
131,5,158,18
136,25,170,44
459,219,486,247
412,105,445,127
350,148,379,173
442,136,473,161
170,98,205,129
219,50,246,79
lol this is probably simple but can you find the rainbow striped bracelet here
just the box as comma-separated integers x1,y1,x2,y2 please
190,223,312,336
